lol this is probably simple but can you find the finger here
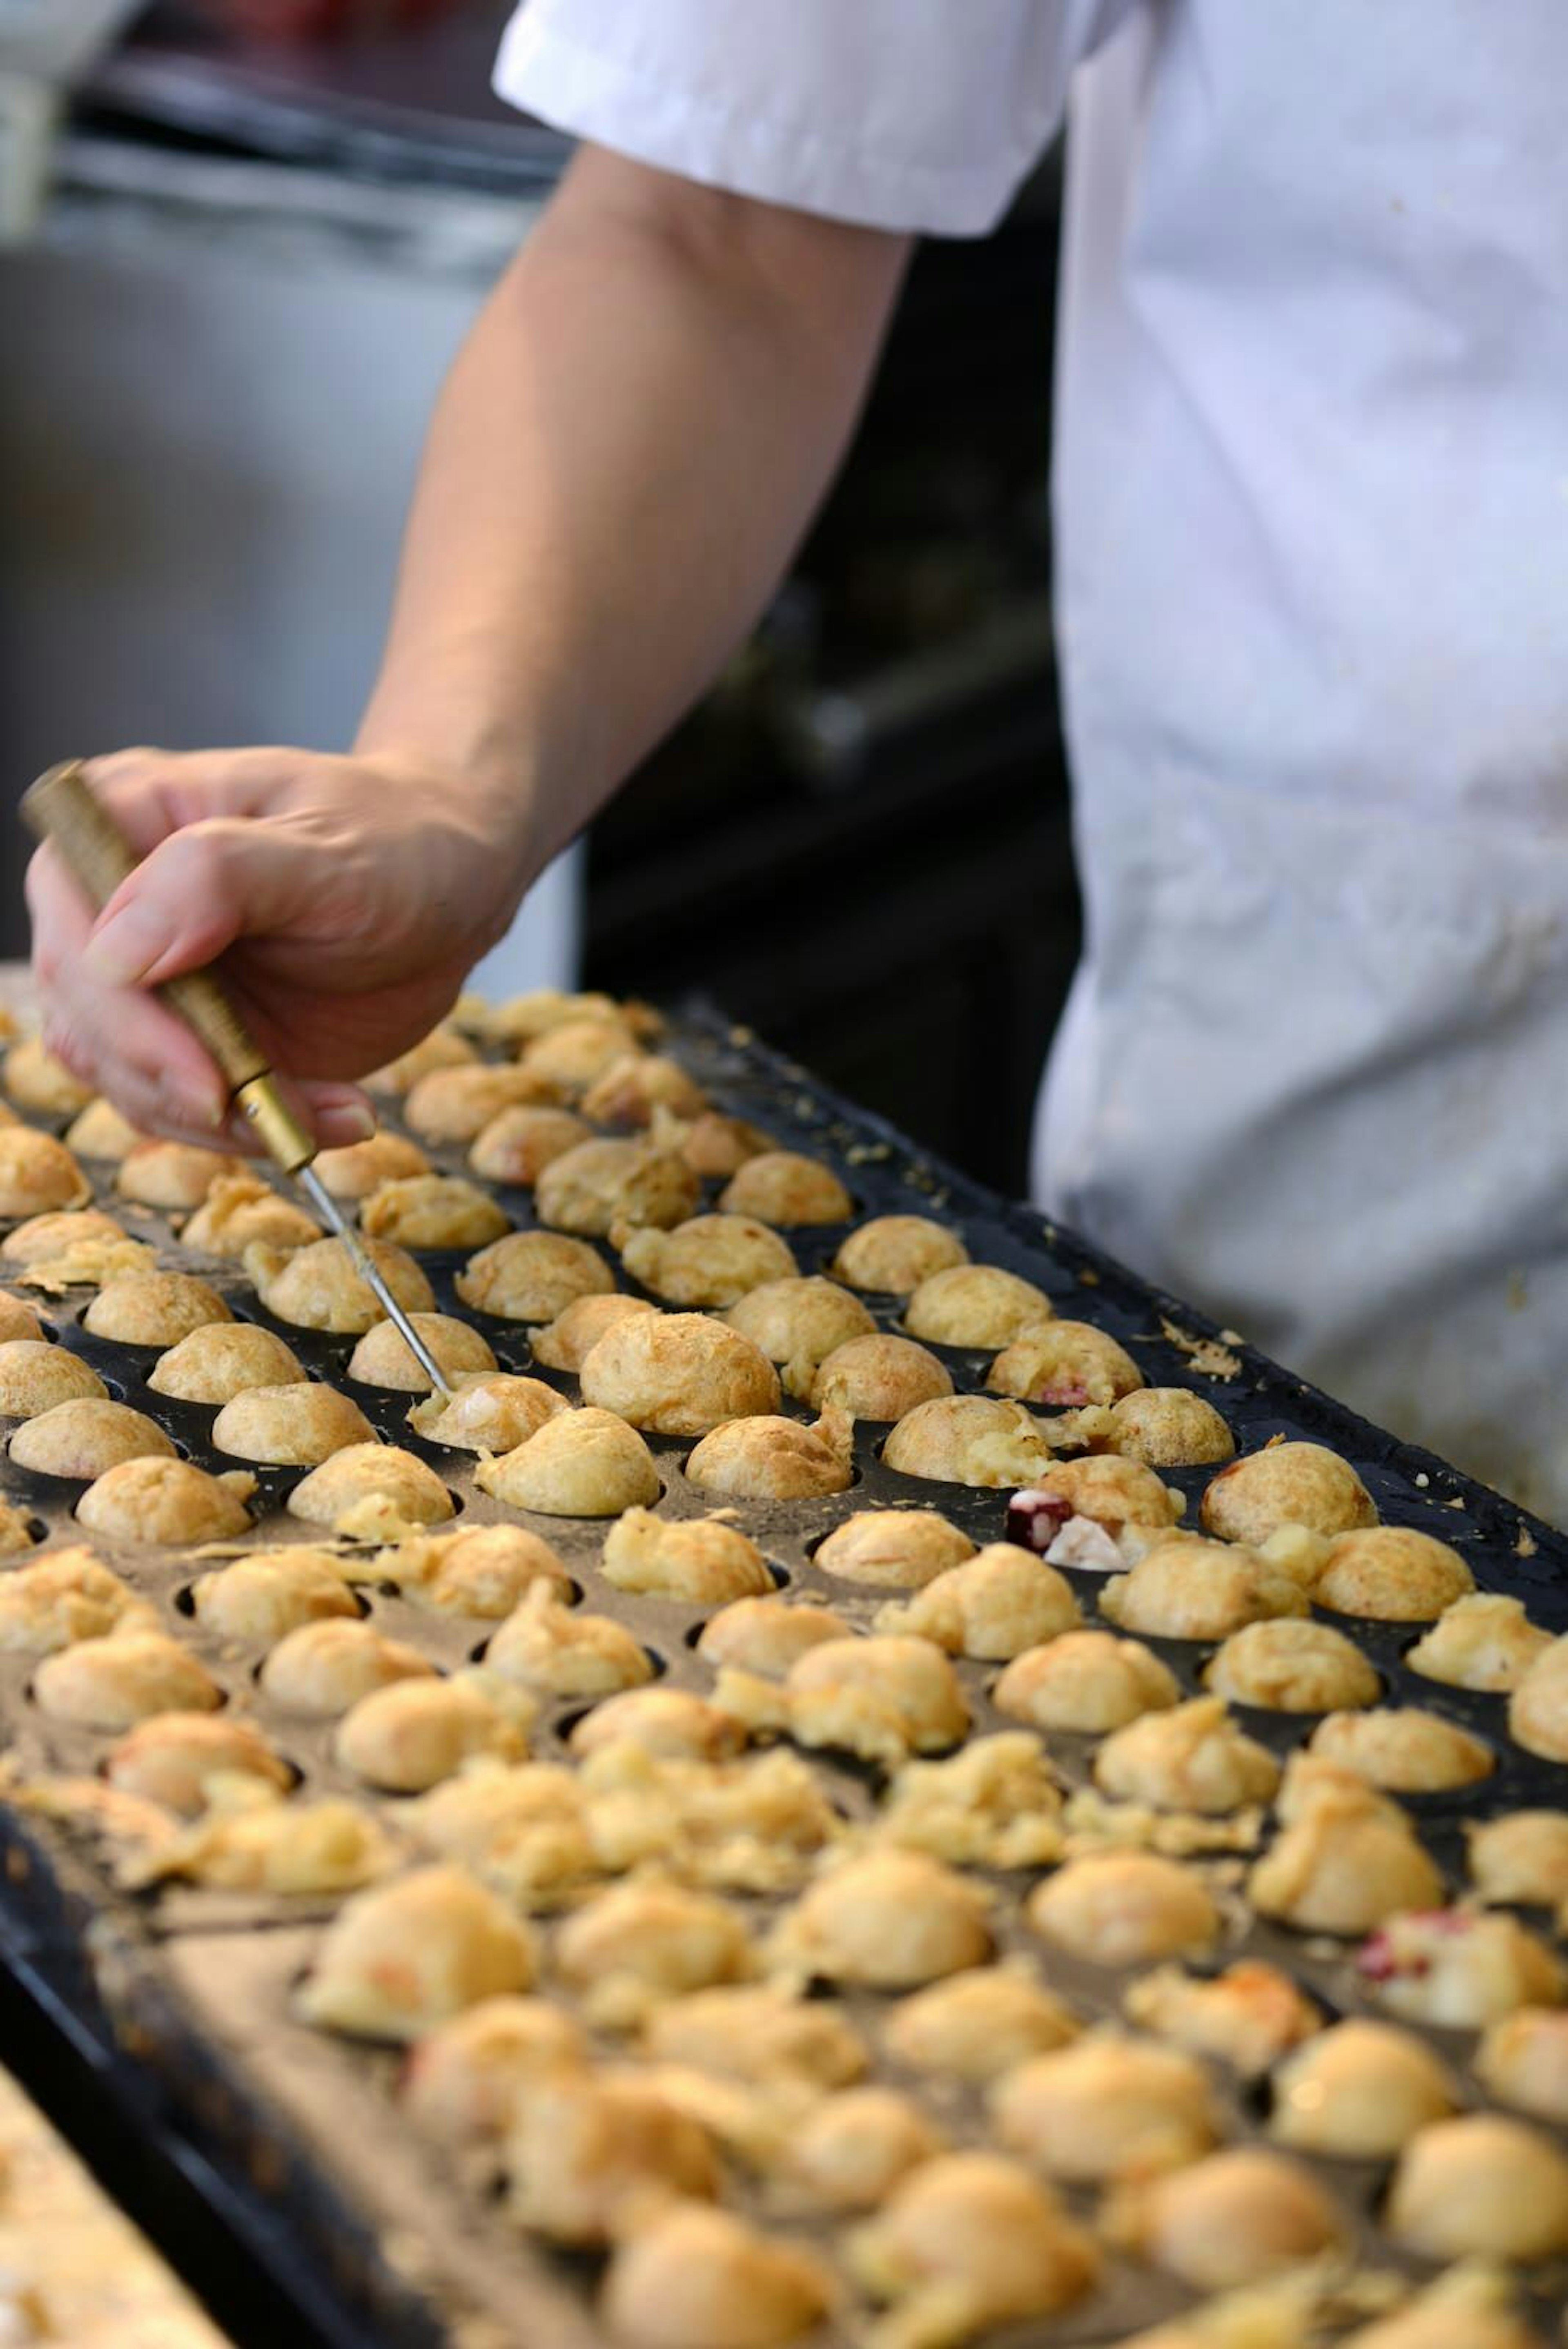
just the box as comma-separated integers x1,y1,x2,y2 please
297,1082,377,1149
40,1018,239,1154
82,746,310,850
78,817,323,991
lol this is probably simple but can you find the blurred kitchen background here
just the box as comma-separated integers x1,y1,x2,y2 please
0,0,1079,1193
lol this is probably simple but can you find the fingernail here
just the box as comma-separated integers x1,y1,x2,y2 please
159,1075,225,1132
83,904,165,988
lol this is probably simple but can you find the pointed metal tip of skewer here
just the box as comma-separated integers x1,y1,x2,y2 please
295,1163,458,1400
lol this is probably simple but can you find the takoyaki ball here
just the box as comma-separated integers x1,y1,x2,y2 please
902,1264,1053,1352
190,1549,358,1643
33,1631,222,1731
1386,2113,1568,2264
519,1014,642,1097
1307,1706,1492,1794
695,1596,851,1679
723,1275,875,1370
1013,1453,1185,1539
829,1216,968,1296
181,1173,321,1256
537,1139,700,1238
474,987,631,1045
311,1129,430,1201
476,1407,660,1517
1201,1442,1377,1545
364,1025,477,1096
1204,1618,1381,1713
105,1712,292,1816
580,1052,707,1130
0,1547,149,1654
115,1139,241,1210
147,1322,306,1405
64,1096,141,1160
0,1129,89,1218
555,1875,753,2024
783,1636,969,1768
347,1311,497,1393
621,1215,797,1311
9,1398,174,1478
1467,1809,1568,1909
993,1630,1180,1735
1028,1852,1220,1969
3,1035,92,1117
670,1111,775,1180
579,1310,779,1435
408,1373,568,1453
1269,2020,1455,2160
1122,1961,1322,2081
1101,1542,1309,1641
454,1229,613,1322
1475,2007,1568,2127
1356,1907,1564,2027
685,1412,852,1502
1407,1593,1552,1692
247,1234,433,1336
503,2065,717,2245
845,2153,1098,2334
990,2031,1218,2182
601,1507,772,1605
1,1212,129,1274
486,1581,652,1697
1107,2148,1344,2292
530,1291,659,1372
76,1456,253,1544
875,1544,1080,1660
643,1984,866,2093
601,2205,831,2349
815,1508,974,1591
882,1394,1056,1487
777,2086,944,2213
1248,1762,1441,1936
883,1967,1078,2085
567,1687,745,1765
82,1269,232,1348
1094,1697,1281,1815
1105,1388,1235,1467
401,1995,589,2146
807,1334,952,1421
259,1619,435,1717
772,1850,991,1989
716,1151,852,1227
1339,2266,1552,2349
334,1674,528,1794
403,1062,547,1144
0,1293,42,1343
468,1103,591,1185
1314,1527,1474,1622
287,1443,454,1534
1507,1632,1568,1763
296,1866,534,2041
0,1497,38,1557
360,1174,510,1252
0,1339,106,1416
386,1522,572,1618
988,1319,1144,1407
876,1733,1064,1873
212,1383,376,1467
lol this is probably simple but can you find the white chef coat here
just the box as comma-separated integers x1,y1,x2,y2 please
495,1,1568,1521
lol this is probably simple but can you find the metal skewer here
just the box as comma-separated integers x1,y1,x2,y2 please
21,759,456,1399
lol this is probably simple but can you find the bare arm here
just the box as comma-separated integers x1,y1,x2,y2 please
29,146,911,1141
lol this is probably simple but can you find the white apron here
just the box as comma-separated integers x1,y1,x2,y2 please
497,0,1568,1518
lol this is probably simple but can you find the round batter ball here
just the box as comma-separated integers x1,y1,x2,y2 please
33,1631,222,1730
468,1103,591,1186
213,1383,376,1467
773,1850,991,1988
1247,1765,1442,1936
695,1596,851,1679
581,1051,707,1129
1507,1633,1568,1762
296,1865,534,2041
1305,1706,1493,1792
686,1412,853,1501
0,1340,106,1417
567,1687,744,1764
147,1321,306,1404
0,1293,43,1344
115,1139,239,1210
1107,2147,1344,2292
620,1215,797,1310
181,1173,321,1256
247,1236,434,1335
0,1207,129,1269
1201,1441,1377,1544
1094,1696,1281,1814
0,1548,148,1654
554,1875,752,2024
815,1507,974,1590
9,1397,174,1478
579,1310,779,1434
988,1318,1144,1406
408,1373,569,1453
535,1139,699,1237
76,1456,253,1544
601,2205,831,2349
1011,1453,1184,1539
1028,1852,1220,1969
783,1635,969,1767
287,1443,454,1533
883,1967,1079,2084
334,1675,528,1793
82,1269,232,1348
994,1630,1180,1734
903,1264,1054,1350
385,1522,573,1618
829,1216,968,1295
990,2030,1218,2182
1204,1617,1381,1712
715,1150,852,1227
1268,2019,1455,2159
1466,1808,1568,1908
503,2065,717,2246
600,1507,772,1605
519,1015,642,1097
1406,1593,1553,1692
260,1618,435,1715
530,1290,659,1372
845,2153,1097,2333
1386,2113,1568,2264
455,1230,613,1323
363,1026,476,1096
476,1406,661,1516
64,1097,141,1161
1474,2007,1568,2128
807,1333,952,1421
310,1130,429,1201
723,1275,875,1369
191,1549,359,1643
641,1983,866,2091
1314,1525,1475,1621
1104,1387,1235,1467
0,1129,88,1218
486,1581,653,1697
663,1110,773,1179
875,1543,1080,1659
1121,1960,1322,2080
400,1995,589,2144
105,1712,292,1816
360,1174,510,1252
1101,1541,1308,1639
1356,1907,1564,2026
777,2086,944,2212
882,1394,1056,1487
346,1311,498,1392
403,1062,548,1144
3,1036,92,1118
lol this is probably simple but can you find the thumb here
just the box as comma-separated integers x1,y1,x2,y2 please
80,817,316,989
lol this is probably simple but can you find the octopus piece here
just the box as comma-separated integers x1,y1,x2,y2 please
1101,1541,1309,1641
0,1547,149,1654
211,1383,375,1467
1204,1618,1381,1712
991,2029,1218,2182
346,1311,498,1392
1105,2148,1344,2291
1466,1809,1568,1909
829,1216,969,1296
334,1673,529,1793
1268,2019,1454,2160
1029,1851,1220,1968
529,1290,659,1372
115,1140,240,1210
286,1443,454,1534
104,1713,292,1816
536,1138,700,1237
1385,2113,1568,2263
363,1025,476,1096
468,1102,591,1185
620,1215,797,1309
82,1270,232,1349
1306,1705,1492,1793
685,1411,852,1502
1104,1388,1236,1467
772,1850,991,1989
641,1984,867,2093
804,1332,951,1421
723,1275,875,1370
403,1062,548,1144
245,1235,433,1335
1009,1454,1185,1552
359,1174,509,1251
1123,1962,1322,2080
3,1036,93,1117
0,1292,43,1343
815,1507,973,1590
883,1394,1058,1488
485,1580,652,1697
1340,2266,1551,2349
994,1629,1180,1735
476,1407,660,1517
76,1456,253,1545
1507,1632,1568,1762
1201,1441,1377,1545
555,1877,753,2028
1248,1763,1441,1937
310,1129,430,1201
1356,1906,1564,2026
716,1150,852,1227
883,1966,1078,2084
1474,2006,1568,2126
9,1398,174,1479
64,1096,142,1160
147,1322,305,1404
600,1508,772,1605
695,1596,851,1679
875,1542,1080,1660
1095,1697,1281,1815
1405,1593,1553,1692
259,1619,435,1717
505,2066,719,2245
0,1339,106,1416
519,1014,642,1096
776,2087,943,2212
380,1522,573,1618
181,1173,321,1256
33,1632,222,1730
579,1310,779,1435
876,1732,1064,1870
189,1549,357,1643
846,2153,1098,2339
568,1688,745,1763
902,1263,1053,1350
581,1051,706,1129
454,1229,613,1322
1313,1525,1474,1620
0,1130,89,1217
988,1318,1145,1406
296,1865,535,2040
408,1372,569,1453
780,1634,969,1767
400,1996,589,2145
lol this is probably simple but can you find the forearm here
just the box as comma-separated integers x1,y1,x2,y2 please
357,147,913,877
